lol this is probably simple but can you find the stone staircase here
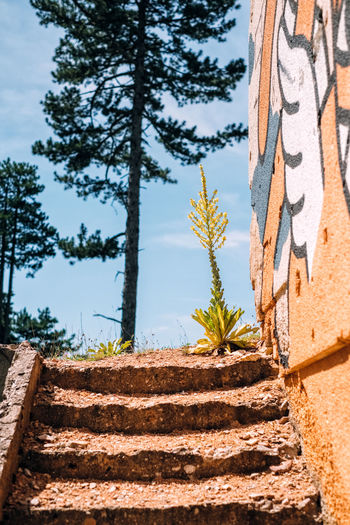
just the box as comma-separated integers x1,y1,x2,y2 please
3,348,322,524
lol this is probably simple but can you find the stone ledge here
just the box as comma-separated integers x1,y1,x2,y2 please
0,342,42,520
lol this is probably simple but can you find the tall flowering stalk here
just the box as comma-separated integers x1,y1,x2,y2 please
188,165,228,309
188,165,258,354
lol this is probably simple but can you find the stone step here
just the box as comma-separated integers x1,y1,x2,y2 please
32,379,288,434
3,460,321,525
42,349,277,394
21,419,299,481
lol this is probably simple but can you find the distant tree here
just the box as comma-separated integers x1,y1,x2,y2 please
31,0,247,344
0,159,58,343
58,223,125,264
12,307,78,357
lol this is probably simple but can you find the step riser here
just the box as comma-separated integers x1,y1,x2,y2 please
41,359,277,394
32,402,287,433
4,349,322,524
22,449,282,481
3,501,321,525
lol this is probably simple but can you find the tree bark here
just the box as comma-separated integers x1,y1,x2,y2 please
4,206,18,343
120,0,147,345
0,186,8,341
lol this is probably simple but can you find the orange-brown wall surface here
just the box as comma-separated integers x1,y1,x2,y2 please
285,346,350,524
249,1,350,522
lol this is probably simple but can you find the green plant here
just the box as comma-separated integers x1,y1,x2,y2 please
187,165,258,354
12,307,80,358
0,159,58,343
87,338,132,360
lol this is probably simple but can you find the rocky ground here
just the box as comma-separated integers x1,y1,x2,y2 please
3,348,323,524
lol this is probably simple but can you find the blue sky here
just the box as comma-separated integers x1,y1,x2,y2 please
0,1,253,350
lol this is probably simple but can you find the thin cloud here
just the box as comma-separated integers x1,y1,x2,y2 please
225,230,250,247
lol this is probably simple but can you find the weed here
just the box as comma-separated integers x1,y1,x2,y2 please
187,165,258,354
86,338,132,360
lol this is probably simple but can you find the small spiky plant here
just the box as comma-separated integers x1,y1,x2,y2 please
187,165,258,354
87,338,132,360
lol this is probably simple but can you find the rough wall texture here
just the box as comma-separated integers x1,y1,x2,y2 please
0,343,41,520
0,346,15,401
249,0,350,522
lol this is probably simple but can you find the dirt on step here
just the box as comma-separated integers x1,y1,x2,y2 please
3,346,323,524
46,347,262,369
42,348,278,395
6,458,319,514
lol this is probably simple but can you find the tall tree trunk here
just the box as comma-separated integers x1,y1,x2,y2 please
0,186,8,342
4,206,18,343
120,0,147,345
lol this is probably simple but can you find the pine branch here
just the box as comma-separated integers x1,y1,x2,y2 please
93,313,121,324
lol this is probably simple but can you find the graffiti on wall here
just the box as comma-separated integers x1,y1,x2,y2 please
249,0,350,368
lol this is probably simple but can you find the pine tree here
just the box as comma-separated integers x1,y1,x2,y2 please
58,223,125,264
12,307,78,357
0,159,58,343
30,0,247,343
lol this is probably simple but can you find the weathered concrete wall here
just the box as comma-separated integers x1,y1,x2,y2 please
249,1,350,522
0,342,41,520
0,346,15,402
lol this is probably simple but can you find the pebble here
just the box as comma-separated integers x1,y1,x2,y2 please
172,446,188,454
89,482,97,489
238,353,260,362
297,497,311,510
249,493,264,500
260,500,273,510
24,468,32,477
67,441,88,448
38,434,55,441
270,459,293,473
184,464,196,474
30,497,40,506
256,445,273,453
213,446,233,458
262,395,273,402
